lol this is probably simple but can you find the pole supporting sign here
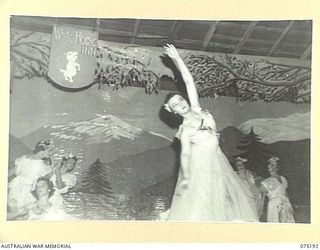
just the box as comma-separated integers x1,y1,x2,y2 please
48,24,98,89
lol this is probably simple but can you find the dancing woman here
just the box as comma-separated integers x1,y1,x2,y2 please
162,44,258,221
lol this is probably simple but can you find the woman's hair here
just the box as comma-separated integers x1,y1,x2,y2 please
33,140,52,154
267,156,283,174
60,155,78,172
164,92,190,106
31,177,55,199
42,157,52,166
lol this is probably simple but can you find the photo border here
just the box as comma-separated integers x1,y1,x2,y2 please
0,0,319,243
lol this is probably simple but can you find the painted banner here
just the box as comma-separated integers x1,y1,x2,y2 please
48,25,98,88
13,28,311,102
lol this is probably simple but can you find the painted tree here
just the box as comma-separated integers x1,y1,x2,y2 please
71,159,118,219
10,30,50,80
78,158,114,197
235,127,273,177
95,46,160,94
184,54,311,103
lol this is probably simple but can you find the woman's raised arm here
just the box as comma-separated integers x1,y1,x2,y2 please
54,160,66,189
164,44,201,110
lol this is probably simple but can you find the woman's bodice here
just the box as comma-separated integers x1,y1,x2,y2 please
176,109,219,144
262,176,288,199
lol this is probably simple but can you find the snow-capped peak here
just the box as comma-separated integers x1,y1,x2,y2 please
49,114,143,144
238,112,310,144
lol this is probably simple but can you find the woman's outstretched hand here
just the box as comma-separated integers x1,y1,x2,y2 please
164,44,181,60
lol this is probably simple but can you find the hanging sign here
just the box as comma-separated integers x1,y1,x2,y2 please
48,24,98,88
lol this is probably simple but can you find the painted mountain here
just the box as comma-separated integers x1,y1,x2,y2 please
21,114,172,170
239,112,310,144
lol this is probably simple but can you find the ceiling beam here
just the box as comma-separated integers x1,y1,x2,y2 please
175,38,235,50
11,19,309,50
11,20,168,40
168,20,184,43
300,44,312,59
202,21,219,50
268,20,294,56
242,48,302,58
176,38,303,58
213,34,310,48
233,21,257,54
198,20,312,34
96,18,100,34
131,20,140,44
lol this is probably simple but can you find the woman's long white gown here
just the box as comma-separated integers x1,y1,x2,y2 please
166,109,259,222
262,176,295,223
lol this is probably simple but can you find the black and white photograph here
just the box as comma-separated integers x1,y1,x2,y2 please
7,16,311,223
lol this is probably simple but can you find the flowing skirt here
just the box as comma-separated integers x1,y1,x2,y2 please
267,197,295,223
167,135,259,222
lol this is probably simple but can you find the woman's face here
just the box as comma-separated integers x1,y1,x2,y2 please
235,161,246,171
268,162,279,174
167,95,190,115
61,159,76,174
35,180,50,198
38,148,52,159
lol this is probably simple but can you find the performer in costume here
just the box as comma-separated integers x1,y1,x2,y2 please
9,177,75,221
8,140,54,212
49,155,78,208
51,155,77,194
261,156,295,223
234,157,265,218
161,44,259,221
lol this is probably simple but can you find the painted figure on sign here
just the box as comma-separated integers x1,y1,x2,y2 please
60,51,81,83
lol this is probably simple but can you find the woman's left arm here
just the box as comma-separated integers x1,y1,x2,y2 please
164,44,201,110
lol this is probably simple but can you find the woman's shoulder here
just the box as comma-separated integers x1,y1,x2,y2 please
280,175,287,181
191,107,210,115
280,175,288,186
15,155,34,168
194,108,215,122
14,155,28,163
15,155,41,163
